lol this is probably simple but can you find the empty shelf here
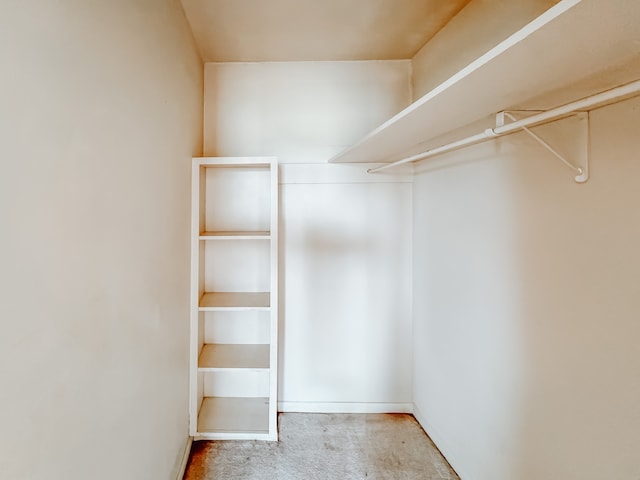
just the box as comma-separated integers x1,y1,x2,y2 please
199,292,270,310
195,157,274,168
198,397,270,434
198,344,270,370
199,231,271,240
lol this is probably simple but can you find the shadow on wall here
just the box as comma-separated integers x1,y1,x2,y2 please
279,181,412,405
509,98,640,479
300,226,373,393
413,99,640,480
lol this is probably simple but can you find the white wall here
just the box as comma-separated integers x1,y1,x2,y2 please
280,168,412,411
412,97,640,479
204,61,411,162
411,0,559,100
0,2,202,479
204,61,414,411
410,3,640,478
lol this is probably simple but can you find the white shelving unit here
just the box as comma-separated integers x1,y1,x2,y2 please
190,156,278,441
330,0,640,165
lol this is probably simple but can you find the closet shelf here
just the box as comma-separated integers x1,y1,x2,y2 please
197,397,270,436
199,231,270,240
190,156,278,441
329,0,640,165
199,292,271,310
198,344,270,370
195,157,273,168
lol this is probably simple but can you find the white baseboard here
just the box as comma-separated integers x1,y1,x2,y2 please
175,436,193,480
278,401,414,414
412,403,466,480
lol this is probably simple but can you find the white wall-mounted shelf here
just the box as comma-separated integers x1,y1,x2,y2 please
330,0,640,165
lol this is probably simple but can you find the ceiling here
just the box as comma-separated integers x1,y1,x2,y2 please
181,0,472,62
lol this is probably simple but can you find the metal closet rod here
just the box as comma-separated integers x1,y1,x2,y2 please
368,79,640,174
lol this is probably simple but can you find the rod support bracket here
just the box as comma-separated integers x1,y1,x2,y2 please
498,110,589,184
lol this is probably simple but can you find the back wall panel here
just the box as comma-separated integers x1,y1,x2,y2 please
203,61,414,411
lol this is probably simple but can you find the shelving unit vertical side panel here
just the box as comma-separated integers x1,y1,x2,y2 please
197,371,204,417
269,157,279,439
198,168,206,298
190,160,204,436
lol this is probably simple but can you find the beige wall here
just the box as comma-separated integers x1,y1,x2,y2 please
412,96,640,479
411,0,559,100
0,1,202,479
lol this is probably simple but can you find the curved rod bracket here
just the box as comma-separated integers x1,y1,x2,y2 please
498,110,589,183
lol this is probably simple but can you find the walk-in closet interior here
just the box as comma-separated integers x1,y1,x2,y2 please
2,1,639,479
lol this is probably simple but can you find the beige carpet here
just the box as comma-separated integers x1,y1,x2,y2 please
183,413,459,480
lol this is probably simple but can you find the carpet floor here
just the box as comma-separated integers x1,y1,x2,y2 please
183,413,459,480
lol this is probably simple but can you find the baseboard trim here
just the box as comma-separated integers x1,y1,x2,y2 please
412,403,466,480
278,402,414,414
175,436,193,480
